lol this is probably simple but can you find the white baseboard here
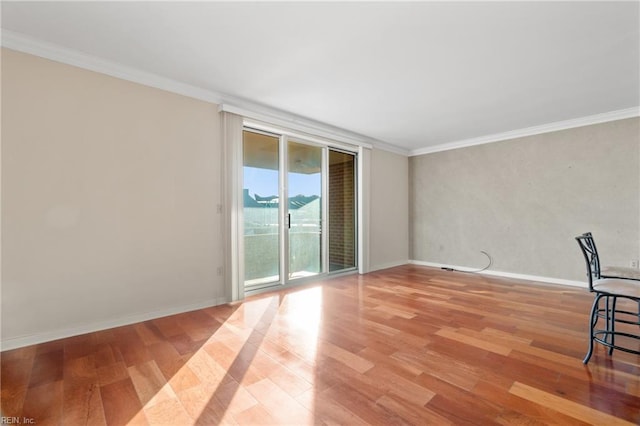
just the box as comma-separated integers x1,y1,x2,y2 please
368,260,410,273
409,260,586,288
0,297,229,352
1,262,585,351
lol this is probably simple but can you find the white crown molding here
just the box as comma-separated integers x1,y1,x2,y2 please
410,107,640,157
1,29,407,155
409,260,586,289
0,296,228,352
7,29,632,159
220,103,376,150
371,140,410,156
1,28,225,105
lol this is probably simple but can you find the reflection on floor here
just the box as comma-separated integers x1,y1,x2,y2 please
2,265,639,424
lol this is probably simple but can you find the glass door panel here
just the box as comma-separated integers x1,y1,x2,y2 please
287,141,322,280
243,130,280,287
328,150,357,272
242,128,357,292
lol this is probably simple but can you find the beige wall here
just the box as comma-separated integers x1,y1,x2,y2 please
9,44,629,347
370,149,409,271
2,49,225,346
410,117,640,282
1,49,411,348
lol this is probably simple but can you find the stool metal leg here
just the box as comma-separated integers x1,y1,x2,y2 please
608,296,617,356
583,294,602,364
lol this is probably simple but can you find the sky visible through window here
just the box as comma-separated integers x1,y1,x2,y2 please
244,167,321,199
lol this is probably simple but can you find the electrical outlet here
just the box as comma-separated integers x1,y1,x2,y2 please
631,259,640,269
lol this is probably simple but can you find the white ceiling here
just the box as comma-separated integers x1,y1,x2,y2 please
2,1,639,154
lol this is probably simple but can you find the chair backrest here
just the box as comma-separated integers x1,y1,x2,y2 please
575,232,601,291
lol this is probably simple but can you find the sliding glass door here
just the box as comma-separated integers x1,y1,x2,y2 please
328,150,357,272
243,129,357,291
242,130,280,287
287,141,323,280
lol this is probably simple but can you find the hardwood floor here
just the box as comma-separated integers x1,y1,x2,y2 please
2,265,639,425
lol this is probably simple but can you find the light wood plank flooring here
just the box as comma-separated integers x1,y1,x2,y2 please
2,265,639,425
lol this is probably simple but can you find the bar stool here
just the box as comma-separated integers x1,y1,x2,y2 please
576,233,640,363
